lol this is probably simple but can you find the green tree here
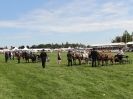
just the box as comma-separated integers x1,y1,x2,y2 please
112,30,132,43
122,30,132,43
26,45,30,49
112,36,122,43
19,45,24,49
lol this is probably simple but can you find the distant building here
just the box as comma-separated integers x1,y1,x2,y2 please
90,42,126,52
126,42,133,51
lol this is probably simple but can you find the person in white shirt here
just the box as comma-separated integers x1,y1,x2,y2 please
117,48,124,55
57,51,61,64
117,48,124,63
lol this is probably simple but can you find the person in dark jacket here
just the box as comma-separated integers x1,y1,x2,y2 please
5,51,9,63
17,51,21,63
90,48,98,67
40,49,47,68
67,50,73,66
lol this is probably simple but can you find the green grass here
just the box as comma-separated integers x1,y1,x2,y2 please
0,52,133,99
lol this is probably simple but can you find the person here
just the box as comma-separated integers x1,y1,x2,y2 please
117,48,124,56
40,49,47,68
12,52,15,60
17,51,21,63
67,50,73,66
90,48,98,67
117,48,124,63
5,51,9,63
57,51,61,64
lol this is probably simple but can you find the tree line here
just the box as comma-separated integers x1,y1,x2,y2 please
112,30,133,43
17,42,89,49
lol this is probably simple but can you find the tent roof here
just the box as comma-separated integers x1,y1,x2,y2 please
91,42,126,47
127,42,133,45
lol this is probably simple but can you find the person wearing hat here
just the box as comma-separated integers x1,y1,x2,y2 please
40,49,47,68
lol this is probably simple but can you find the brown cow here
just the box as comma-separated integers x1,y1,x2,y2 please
97,52,114,66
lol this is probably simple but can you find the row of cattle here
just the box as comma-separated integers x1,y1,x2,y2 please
69,51,129,66
5,51,129,65
5,51,41,63
14,51,41,63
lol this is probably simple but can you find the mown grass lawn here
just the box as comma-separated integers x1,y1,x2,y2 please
0,52,133,99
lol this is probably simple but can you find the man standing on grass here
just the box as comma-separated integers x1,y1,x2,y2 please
90,48,98,67
57,51,61,64
67,50,73,66
40,49,47,68
5,51,9,63
117,48,124,63
17,51,21,63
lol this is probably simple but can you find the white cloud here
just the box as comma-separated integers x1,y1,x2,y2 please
0,0,133,33
0,32,32,40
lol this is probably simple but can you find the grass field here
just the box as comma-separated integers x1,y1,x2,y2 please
0,52,133,99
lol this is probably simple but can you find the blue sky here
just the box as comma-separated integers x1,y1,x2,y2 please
0,0,133,47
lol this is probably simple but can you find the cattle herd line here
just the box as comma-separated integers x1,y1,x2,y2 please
66,49,131,67
4,51,42,63
3,48,131,68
